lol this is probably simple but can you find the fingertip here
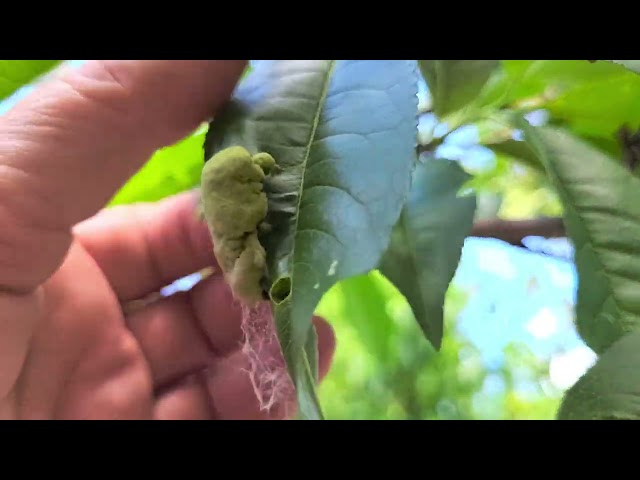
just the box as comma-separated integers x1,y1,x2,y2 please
312,316,336,381
75,190,217,302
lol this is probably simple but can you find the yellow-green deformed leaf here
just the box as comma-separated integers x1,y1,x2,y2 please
0,60,61,102
205,60,419,419
379,158,476,349
419,60,500,119
558,330,640,420
520,120,640,354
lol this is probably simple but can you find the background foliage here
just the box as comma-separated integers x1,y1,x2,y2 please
3,59,638,419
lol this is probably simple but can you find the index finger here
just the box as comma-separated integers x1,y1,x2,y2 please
0,60,247,292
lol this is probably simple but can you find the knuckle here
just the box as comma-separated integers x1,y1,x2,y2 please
113,332,144,369
51,61,143,133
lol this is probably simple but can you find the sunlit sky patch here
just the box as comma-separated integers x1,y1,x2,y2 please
525,307,559,339
454,236,592,389
475,244,518,279
549,346,597,389
412,74,593,393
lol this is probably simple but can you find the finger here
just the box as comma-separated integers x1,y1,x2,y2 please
153,316,335,420
74,190,216,302
127,272,335,418
125,292,214,390
124,274,243,388
0,60,247,292
0,290,41,399
204,316,336,420
153,373,215,420
190,273,244,356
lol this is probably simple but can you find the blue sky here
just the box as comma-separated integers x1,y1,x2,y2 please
455,237,590,388
0,60,595,398
415,75,594,393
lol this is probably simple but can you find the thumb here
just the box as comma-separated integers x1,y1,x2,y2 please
0,60,246,292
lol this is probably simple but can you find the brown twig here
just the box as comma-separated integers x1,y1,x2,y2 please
470,217,565,247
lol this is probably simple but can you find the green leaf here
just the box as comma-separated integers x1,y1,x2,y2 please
205,60,419,419
519,120,640,354
379,157,476,350
546,74,640,140
305,323,319,384
558,330,640,420
489,139,543,171
609,60,640,74
419,60,500,119
328,271,403,365
109,127,207,206
297,345,324,419
474,112,544,171
497,61,640,143
555,128,623,161
501,60,628,107
0,60,61,102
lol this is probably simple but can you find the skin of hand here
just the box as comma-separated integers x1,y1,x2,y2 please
0,60,335,420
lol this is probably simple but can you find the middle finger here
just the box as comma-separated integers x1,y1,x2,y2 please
124,273,243,390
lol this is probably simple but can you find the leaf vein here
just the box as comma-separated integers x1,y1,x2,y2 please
288,59,336,304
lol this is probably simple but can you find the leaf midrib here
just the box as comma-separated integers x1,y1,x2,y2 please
287,60,337,301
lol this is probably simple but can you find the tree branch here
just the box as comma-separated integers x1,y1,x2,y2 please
470,217,565,246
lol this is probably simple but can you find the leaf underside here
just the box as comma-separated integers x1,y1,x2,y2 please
379,157,476,350
205,60,419,419
520,120,640,355
558,330,640,420
418,60,500,119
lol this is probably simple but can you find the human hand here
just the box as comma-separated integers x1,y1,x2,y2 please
0,60,336,420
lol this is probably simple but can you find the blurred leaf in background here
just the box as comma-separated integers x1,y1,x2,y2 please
419,60,500,120
0,60,61,102
109,126,207,206
315,272,562,419
493,61,640,159
315,272,483,419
